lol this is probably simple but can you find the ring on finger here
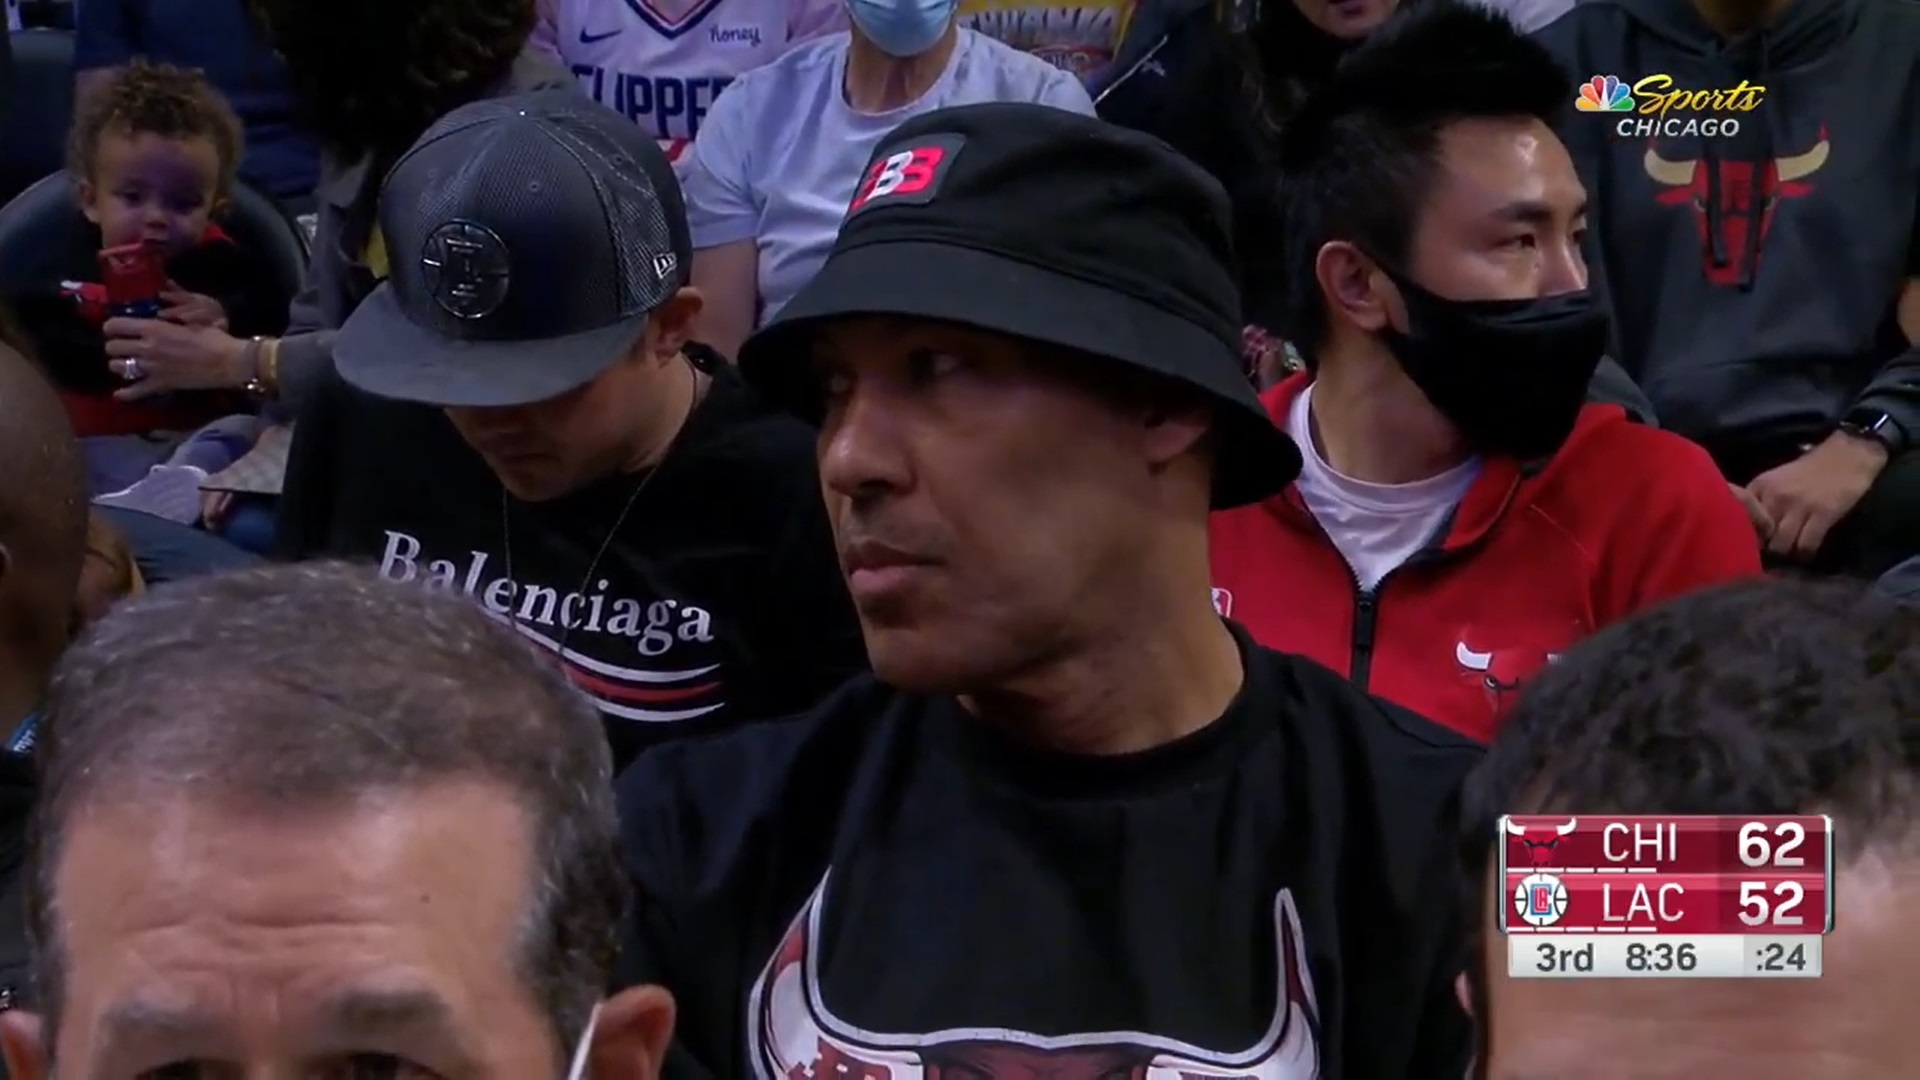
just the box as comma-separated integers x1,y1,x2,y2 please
122,357,144,381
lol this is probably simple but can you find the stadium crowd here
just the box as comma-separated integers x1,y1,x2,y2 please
0,0,1915,1075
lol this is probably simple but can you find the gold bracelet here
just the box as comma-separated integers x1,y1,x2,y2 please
245,338,282,399
239,336,265,395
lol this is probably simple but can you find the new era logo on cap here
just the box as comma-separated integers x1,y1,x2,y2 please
847,133,966,216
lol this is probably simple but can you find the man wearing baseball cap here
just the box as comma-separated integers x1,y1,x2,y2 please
281,89,867,770
614,103,1478,1076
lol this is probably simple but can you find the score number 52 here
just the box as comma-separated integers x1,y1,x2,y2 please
1737,821,1808,928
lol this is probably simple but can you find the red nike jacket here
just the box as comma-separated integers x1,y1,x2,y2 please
1209,376,1764,742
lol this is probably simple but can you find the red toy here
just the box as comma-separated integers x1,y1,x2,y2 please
97,242,167,318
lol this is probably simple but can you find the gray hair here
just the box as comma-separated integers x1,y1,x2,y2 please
28,562,625,1058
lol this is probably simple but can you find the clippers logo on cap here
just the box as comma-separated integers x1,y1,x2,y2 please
847,133,966,216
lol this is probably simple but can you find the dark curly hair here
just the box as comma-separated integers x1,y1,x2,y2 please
245,0,535,162
67,60,244,196
1220,0,1429,134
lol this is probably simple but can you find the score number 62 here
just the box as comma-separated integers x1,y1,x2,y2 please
1737,821,1808,927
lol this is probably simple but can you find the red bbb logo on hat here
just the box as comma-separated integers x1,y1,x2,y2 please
847,134,966,216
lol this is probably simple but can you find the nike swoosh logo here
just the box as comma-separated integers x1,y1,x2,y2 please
579,27,622,43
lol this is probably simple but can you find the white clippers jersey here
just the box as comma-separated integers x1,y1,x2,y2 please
542,0,844,162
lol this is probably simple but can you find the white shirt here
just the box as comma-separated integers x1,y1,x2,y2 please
530,0,845,163
680,29,1095,325
1287,384,1480,592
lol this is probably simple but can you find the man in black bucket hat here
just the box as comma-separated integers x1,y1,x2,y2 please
614,103,1479,1078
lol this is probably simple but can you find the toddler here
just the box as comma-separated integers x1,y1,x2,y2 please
9,60,283,500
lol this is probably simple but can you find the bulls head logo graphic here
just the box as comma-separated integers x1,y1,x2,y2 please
1456,642,1560,712
1505,817,1579,869
748,875,1322,1078
1643,131,1829,287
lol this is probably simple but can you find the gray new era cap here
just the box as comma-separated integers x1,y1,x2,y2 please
336,89,692,407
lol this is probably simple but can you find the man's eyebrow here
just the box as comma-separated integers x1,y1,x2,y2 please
96,999,229,1070
320,986,457,1030
1490,198,1588,226
313,986,486,1070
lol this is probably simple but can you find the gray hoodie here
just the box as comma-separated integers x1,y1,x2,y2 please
1537,0,1920,464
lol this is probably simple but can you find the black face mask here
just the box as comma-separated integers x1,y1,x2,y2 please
1375,267,1611,461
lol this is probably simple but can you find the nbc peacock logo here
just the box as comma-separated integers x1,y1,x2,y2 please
1576,75,1635,112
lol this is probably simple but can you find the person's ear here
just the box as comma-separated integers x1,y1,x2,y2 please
588,984,675,1080
1,1009,50,1080
1314,240,1393,336
1455,971,1473,1014
1138,398,1212,470
642,287,707,363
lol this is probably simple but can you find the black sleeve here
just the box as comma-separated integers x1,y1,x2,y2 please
1406,829,1475,1075
612,744,745,1080
1342,694,1480,1078
750,481,869,716
615,891,720,1080
271,365,346,560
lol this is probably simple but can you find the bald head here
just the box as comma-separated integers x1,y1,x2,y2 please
0,345,88,666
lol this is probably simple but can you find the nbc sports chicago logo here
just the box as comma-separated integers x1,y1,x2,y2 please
1576,73,1765,139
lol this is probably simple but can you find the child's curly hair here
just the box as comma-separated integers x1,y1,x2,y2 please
67,60,245,197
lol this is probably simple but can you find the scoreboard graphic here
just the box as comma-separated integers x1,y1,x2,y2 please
1500,815,1831,978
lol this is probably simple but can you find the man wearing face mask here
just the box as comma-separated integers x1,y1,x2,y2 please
678,0,1092,361
1209,1,1762,743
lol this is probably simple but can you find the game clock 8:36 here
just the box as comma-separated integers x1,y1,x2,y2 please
1626,940,1696,973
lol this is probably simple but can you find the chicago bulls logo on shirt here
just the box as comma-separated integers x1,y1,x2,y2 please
747,874,1322,1078
848,134,967,215
1455,639,1564,713
1642,127,1830,288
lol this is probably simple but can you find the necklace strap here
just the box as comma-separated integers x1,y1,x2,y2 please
500,353,705,652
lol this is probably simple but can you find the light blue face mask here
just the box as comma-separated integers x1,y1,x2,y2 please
847,0,956,58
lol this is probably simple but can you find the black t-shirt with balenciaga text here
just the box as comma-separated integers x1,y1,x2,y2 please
614,625,1481,1078
276,351,868,768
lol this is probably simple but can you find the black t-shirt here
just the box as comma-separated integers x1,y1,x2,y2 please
615,625,1480,1078
276,352,869,767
